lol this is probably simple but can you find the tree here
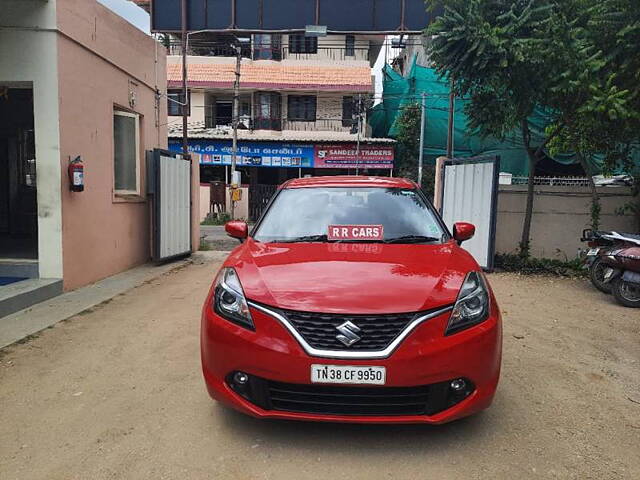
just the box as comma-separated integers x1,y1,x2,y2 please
395,103,436,196
546,0,640,228
427,0,568,257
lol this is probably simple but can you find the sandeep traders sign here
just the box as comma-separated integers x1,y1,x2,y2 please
314,145,394,169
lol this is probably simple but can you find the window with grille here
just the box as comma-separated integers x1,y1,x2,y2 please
287,95,317,122
254,92,282,130
345,35,355,56
113,110,140,194
253,34,282,60
289,34,318,54
342,96,355,127
167,89,190,116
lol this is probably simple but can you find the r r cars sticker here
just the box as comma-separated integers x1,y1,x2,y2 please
327,225,384,241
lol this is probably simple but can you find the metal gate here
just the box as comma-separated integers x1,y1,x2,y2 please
147,149,191,262
440,156,500,270
249,184,278,222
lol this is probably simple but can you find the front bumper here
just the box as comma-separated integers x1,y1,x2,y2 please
201,298,502,424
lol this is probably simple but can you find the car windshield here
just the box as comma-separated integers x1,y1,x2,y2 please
253,187,447,243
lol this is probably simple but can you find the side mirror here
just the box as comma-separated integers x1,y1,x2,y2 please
453,222,475,245
225,220,248,240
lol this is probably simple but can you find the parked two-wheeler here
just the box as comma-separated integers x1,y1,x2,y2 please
601,246,640,308
581,229,640,294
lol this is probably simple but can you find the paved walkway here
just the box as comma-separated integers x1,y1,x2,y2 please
0,252,226,348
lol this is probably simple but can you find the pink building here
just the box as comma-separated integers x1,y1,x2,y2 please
1,0,194,315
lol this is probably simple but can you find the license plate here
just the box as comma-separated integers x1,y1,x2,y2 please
311,364,386,385
587,248,601,256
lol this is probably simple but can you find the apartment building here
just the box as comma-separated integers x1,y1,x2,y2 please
164,32,395,214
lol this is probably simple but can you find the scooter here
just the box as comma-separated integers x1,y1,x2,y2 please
601,246,640,308
581,229,640,293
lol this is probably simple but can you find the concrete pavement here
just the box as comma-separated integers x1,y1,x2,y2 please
201,225,241,251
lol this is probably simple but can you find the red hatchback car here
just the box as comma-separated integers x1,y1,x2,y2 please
201,176,502,424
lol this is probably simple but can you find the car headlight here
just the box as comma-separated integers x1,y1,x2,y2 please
445,271,490,335
213,267,254,330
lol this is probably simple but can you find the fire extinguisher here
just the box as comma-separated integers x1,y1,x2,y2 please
68,156,84,192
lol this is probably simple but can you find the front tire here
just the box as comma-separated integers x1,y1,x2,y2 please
612,278,640,308
589,256,612,294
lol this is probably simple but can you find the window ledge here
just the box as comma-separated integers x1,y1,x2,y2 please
113,191,146,203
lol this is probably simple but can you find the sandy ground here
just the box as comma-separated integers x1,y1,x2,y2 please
0,255,639,480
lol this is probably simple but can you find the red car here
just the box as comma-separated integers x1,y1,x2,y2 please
201,176,502,424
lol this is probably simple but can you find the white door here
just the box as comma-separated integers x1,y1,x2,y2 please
440,157,499,269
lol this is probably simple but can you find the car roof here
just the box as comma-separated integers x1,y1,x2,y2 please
280,176,417,190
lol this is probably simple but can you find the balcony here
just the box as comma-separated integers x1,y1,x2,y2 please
168,44,370,63
201,110,354,133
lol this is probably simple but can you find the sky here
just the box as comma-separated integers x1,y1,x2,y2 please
98,0,150,34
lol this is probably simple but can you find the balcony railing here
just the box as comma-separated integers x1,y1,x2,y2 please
169,44,369,62
201,114,354,133
282,118,355,132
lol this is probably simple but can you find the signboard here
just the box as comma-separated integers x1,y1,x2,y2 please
328,224,384,241
151,0,441,34
169,140,394,169
314,144,394,169
169,140,314,168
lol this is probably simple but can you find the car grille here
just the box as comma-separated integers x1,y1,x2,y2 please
227,374,475,417
267,380,430,416
281,309,419,351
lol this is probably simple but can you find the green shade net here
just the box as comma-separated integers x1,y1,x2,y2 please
369,58,639,175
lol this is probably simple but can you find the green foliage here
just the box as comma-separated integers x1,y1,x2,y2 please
427,0,561,139
546,0,640,171
201,212,231,226
394,103,436,196
495,253,586,277
198,239,213,251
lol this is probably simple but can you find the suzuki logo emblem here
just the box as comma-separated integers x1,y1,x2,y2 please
336,321,362,347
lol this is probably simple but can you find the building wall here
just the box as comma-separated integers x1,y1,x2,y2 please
394,35,431,75
496,185,637,259
56,0,167,290
168,89,206,126
0,0,64,280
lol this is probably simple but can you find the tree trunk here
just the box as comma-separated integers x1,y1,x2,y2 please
577,153,600,231
519,119,537,258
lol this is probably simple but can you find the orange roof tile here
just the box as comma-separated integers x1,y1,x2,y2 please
167,63,372,92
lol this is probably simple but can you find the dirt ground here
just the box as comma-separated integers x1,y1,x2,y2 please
0,255,639,480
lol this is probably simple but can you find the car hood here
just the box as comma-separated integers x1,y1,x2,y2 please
226,239,479,314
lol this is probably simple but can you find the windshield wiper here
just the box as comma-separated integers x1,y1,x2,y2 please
272,234,330,243
383,235,441,244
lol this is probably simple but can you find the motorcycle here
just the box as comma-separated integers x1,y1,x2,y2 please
601,246,640,308
581,229,640,294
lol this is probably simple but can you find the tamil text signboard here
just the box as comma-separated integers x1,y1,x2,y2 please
169,140,394,169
